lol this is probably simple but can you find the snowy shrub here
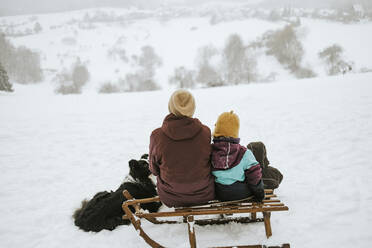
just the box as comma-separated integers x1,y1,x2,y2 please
209,14,219,25
54,69,71,83
89,10,117,23
55,84,81,95
281,7,293,18
169,67,196,89
294,67,317,79
196,64,222,87
319,44,352,76
260,72,279,83
107,47,128,62
196,45,218,67
99,82,120,94
78,22,96,30
268,10,281,22
33,22,42,33
61,37,77,46
122,72,160,92
0,62,13,92
137,79,160,92
55,60,90,95
72,62,90,88
334,6,363,23
360,67,372,73
55,70,75,94
121,73,139,92
29,16,38,22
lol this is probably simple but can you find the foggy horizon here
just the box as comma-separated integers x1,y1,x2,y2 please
0,0,368,17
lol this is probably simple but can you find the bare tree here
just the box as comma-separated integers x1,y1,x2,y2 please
0,33,43,84
222,34,257,84
0,62,13,92
169,66,195,89
263,24,315,78
0,33,14,70
196,45,218,67
195,45,222,86
13,46,43,83
121,45,162,92
138,45,162,80
266,24,304,72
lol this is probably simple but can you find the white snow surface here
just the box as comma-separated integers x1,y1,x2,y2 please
2,9,372,89
1,73,372,247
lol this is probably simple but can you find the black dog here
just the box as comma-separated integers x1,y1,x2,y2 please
73,154,161,232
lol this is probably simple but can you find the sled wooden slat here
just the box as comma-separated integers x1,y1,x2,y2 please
122,189,289,248
133,206,288,218
173,202,285,212
211,244,290,248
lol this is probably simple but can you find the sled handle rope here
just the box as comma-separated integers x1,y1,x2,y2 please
122,189,289,248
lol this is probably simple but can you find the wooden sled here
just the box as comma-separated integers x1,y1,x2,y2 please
122,189,289,248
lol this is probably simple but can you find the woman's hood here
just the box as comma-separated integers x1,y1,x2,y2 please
161,114,202,141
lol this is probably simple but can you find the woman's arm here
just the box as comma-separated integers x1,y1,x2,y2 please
149,131,160,176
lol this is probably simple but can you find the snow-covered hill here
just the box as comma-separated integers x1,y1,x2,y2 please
1,6,372,247
1,7,372,90
1,72,372,247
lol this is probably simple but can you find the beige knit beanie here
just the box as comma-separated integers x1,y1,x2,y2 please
213,111,240,138
168,89,196,118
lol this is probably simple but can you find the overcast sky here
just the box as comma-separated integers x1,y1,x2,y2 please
0,0,362,16
0,0,261,15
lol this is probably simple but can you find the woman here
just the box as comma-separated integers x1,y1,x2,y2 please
149,89,215,207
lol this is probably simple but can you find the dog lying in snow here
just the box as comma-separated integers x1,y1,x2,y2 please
73,154,161,232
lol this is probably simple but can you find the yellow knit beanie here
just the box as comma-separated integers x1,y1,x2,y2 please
213,111,240,138
168,89,196,118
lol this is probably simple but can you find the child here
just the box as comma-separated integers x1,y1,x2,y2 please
211,111,265,202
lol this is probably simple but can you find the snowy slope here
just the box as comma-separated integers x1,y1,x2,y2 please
1,8,372,90
1,73,372,247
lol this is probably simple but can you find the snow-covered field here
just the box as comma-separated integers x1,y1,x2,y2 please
1,72,372,247
2,8,372,89
1,5,372,247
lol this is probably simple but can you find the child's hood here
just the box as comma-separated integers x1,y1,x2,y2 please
211,137,247,170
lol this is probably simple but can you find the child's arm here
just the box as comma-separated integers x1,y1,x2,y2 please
244,165,265,202
244,163,262,186
247,179,265,202
243,149,264,201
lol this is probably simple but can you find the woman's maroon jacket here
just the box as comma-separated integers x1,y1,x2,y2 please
149,114,215,207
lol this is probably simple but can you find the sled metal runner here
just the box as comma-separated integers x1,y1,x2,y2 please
122,189,289,248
